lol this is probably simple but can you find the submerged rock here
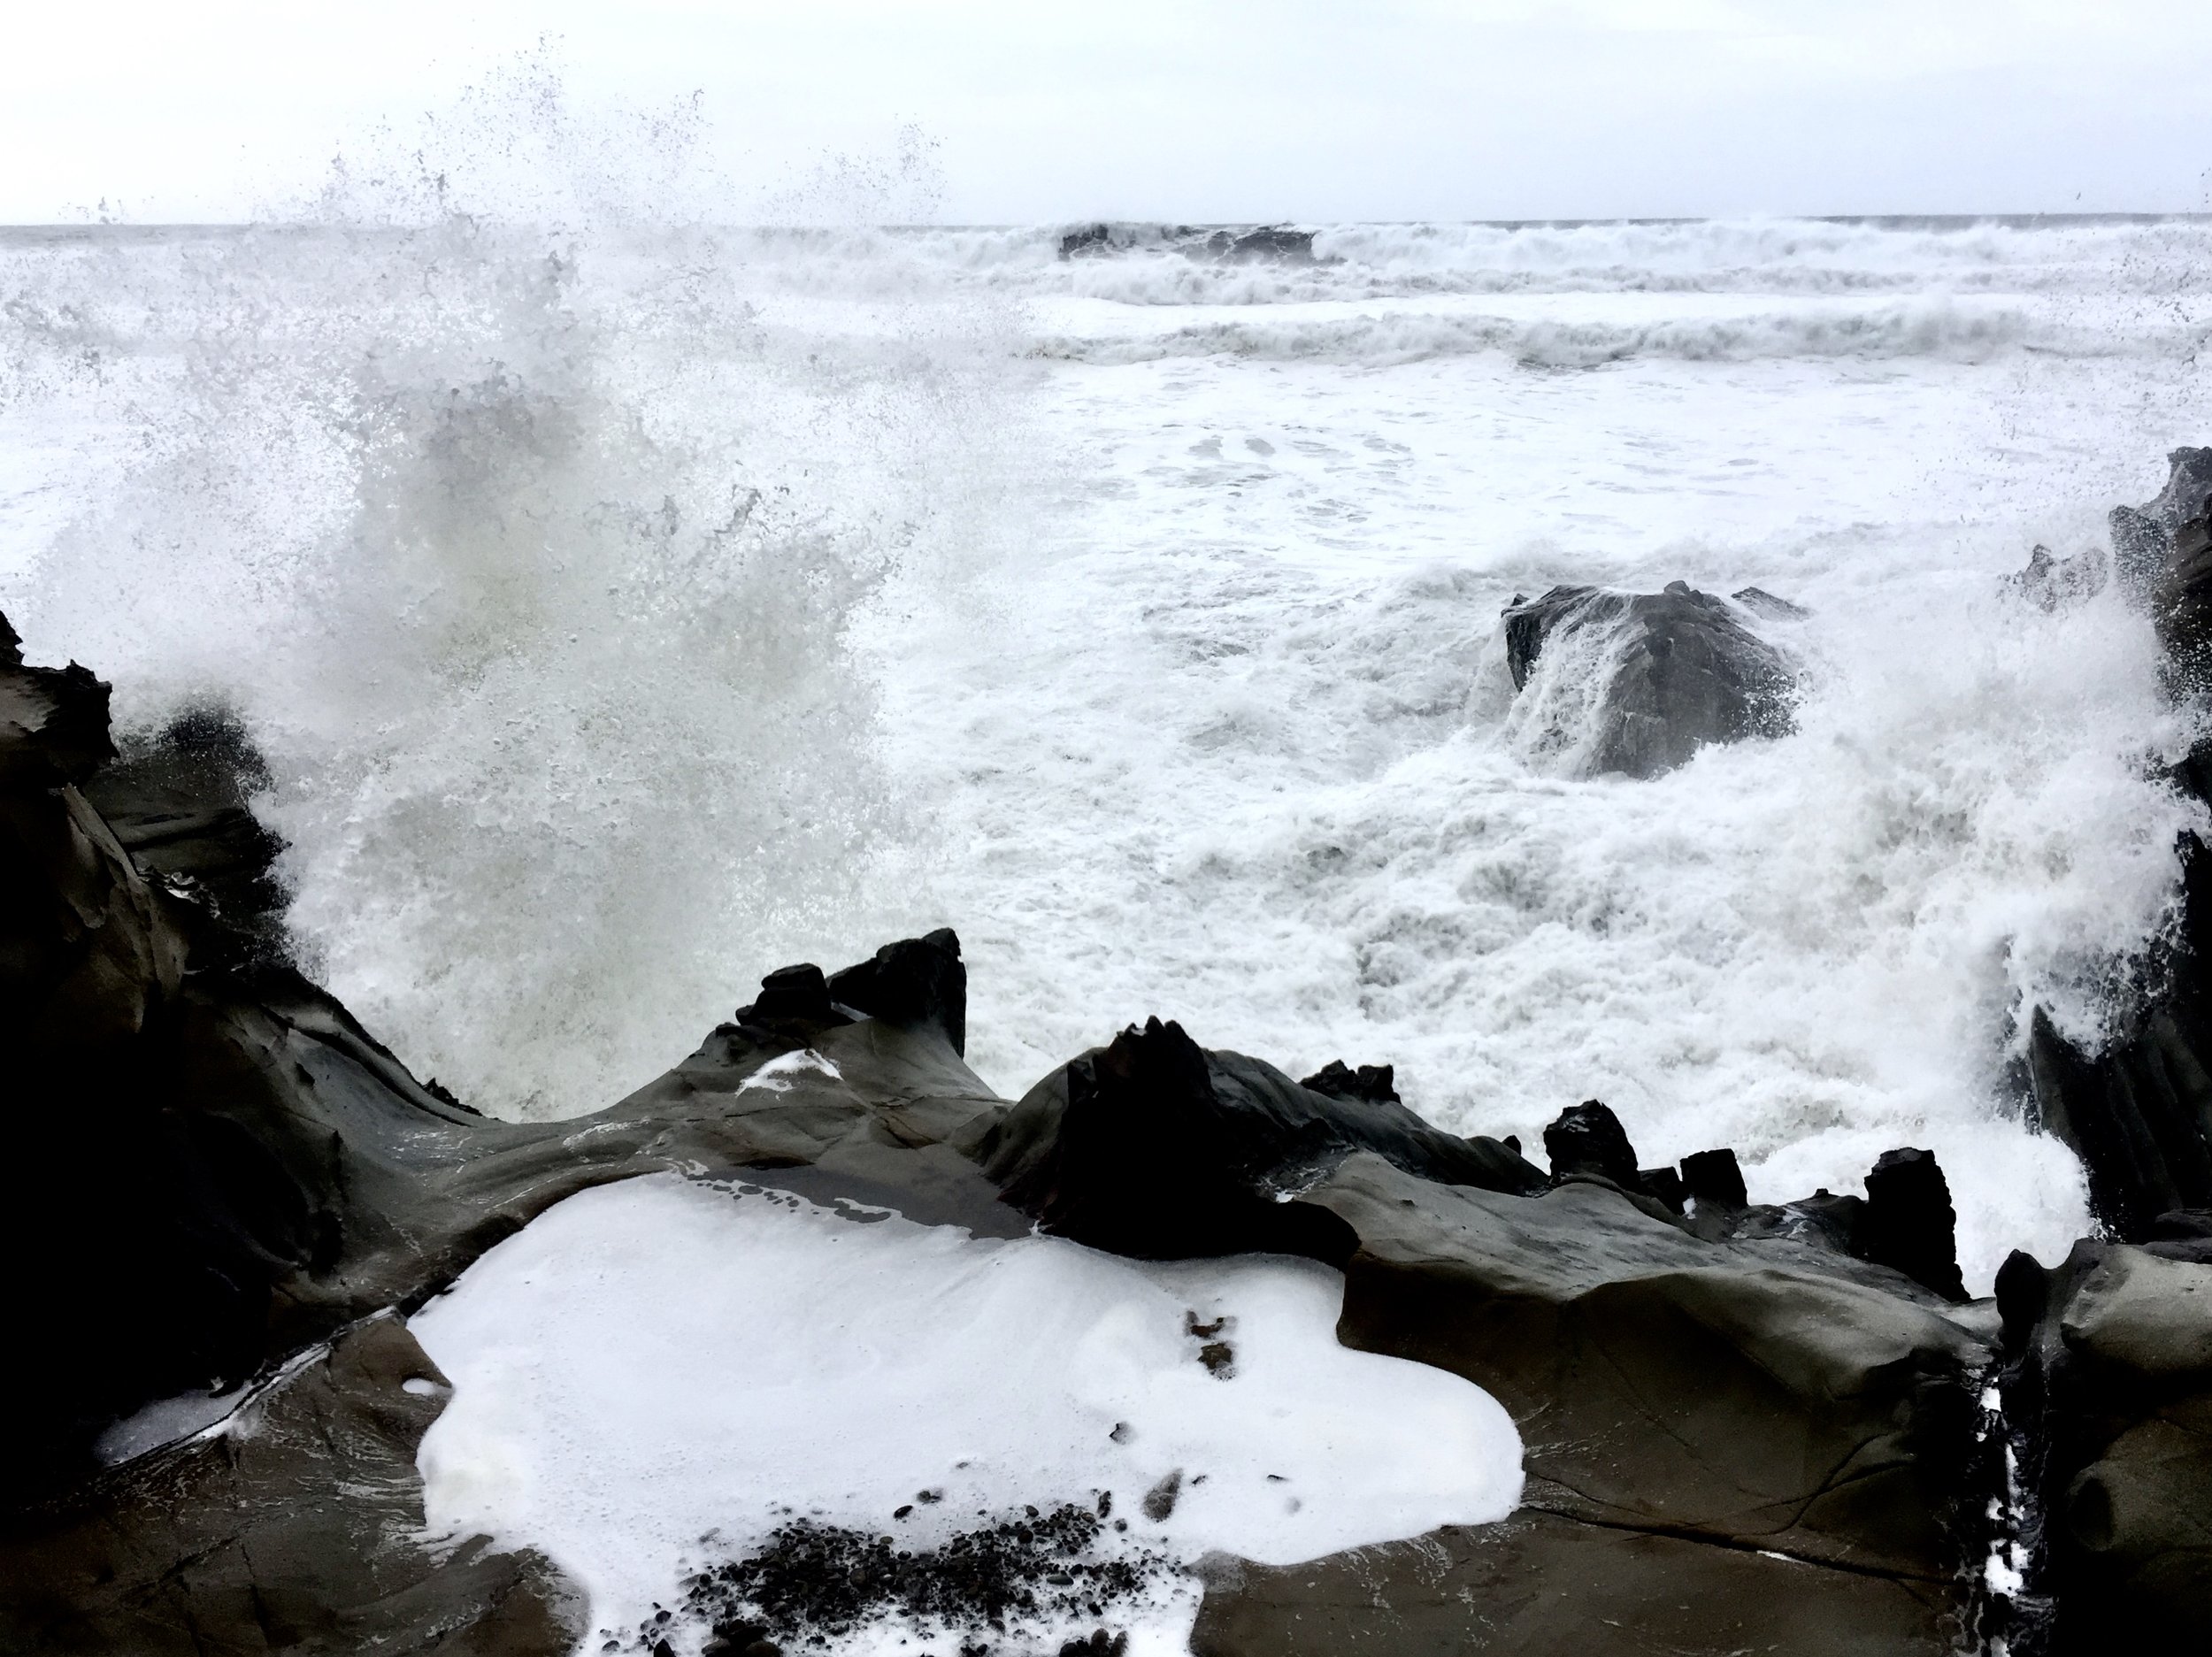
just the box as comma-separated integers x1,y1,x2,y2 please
1055,223,1316,265
1501,580,1797,778
1729,584,1810,621
1209,226,1316,264
2007,544,2109,612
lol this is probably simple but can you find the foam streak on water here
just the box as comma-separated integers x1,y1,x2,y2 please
7,211,2212,1286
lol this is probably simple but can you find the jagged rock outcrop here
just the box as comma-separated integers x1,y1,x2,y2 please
1501,580,1797,778
973,1016,1542,1259
2108,445,2212,602
1531,1101,1969,1305
1297,1058,1398,1104
0,1314,578,1656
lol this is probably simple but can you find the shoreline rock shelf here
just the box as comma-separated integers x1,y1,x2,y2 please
6,449,2212,1655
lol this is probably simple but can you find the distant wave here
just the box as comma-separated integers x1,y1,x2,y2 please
1034,301,2192,368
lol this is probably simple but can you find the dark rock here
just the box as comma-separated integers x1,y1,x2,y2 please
1763,1186,1870,1256
973,1016,1542,1261
2023,813,2212,1243
0,1313,580,1656
1501,581,1797,778
1679,1146,1749,1209
2015,453,2212,1250
2106,448,2212,679
740,962,842,1027
2007,545,2108,612
1863,1147,1969,1302
1297,1058,1397,1104
2149,1208,2212,1239
1059,1631,1126,1657
1541,1099,1640,1186
0,656,115,788
827,927,966,1055
78,706,289,968
1190,1508,1954,1656
1141,1471,1182,1522
1059,223,1117,258
2024,840,2212,1240
1639,1164,1687,1214
1997,1249,2051,1351
2161,508,2212,686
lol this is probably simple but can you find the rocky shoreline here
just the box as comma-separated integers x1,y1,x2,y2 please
5,454,2212,1654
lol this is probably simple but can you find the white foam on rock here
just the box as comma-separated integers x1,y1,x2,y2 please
409,1174,1524,1654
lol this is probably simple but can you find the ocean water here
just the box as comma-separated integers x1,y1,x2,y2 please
5,212,2212,1293
410,1174,1523,1652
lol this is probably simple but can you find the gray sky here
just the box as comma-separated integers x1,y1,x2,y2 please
7,1,2211,223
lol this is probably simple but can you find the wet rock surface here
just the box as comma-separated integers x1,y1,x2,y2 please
1501,580,1797,778
1298,1153,1985,1580
0,1313,578,1656
1190,1508,1952,1656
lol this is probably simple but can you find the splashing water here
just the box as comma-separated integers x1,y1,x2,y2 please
0,69,1035,1116
6,67,2212,1284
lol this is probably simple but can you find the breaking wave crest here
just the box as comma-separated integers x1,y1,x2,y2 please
0,87,1031,1119
1036,299,2183,368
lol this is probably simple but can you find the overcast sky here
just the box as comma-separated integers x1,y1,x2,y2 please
6,1,2211,224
